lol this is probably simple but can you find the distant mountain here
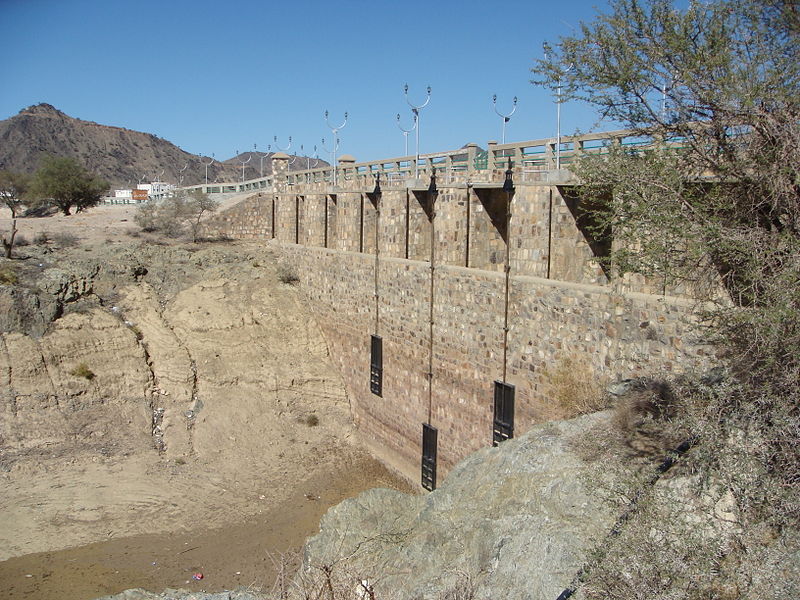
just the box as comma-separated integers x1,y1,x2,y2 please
0,104,324,188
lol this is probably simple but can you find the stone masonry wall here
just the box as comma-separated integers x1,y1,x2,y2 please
201,174,709,484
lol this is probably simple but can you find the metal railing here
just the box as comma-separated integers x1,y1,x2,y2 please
183,128,682,194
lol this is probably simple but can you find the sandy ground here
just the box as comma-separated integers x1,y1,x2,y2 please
0,449,410,600
0,193,251,245
0,198,416,600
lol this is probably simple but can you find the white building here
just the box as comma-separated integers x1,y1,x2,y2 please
136,182,175,202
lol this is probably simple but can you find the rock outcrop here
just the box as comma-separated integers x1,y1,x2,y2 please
302,412,618,600
0,240,357,561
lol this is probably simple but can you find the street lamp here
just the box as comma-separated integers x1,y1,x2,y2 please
324,110,348,187
396,112,417,157
274,135,292,153
544,45,574,170
178,162,189,186
404,84,431,179
259,144,272,178
200,154,215,184
236,149,252,182
300,144,319,171
492,94,518,145
320,136,339,185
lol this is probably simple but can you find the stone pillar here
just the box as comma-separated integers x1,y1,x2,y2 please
487,140,498,174
338,154,356,189
272,152,289,192
465,143,478,177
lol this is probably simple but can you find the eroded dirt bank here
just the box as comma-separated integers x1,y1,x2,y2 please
0,232,413,599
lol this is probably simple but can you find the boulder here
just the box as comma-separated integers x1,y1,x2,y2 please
302,412,617,600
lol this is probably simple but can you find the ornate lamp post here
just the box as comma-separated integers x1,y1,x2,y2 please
492,94,518,144
200,154,215,184
178,161,189,186
396,112,417,157
236,149,252,182
323,110,348,187
274,135,292,153
259,144,272,178
544,45,574,170
404,84,431,178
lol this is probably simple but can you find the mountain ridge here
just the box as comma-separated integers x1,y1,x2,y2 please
0,104,323,188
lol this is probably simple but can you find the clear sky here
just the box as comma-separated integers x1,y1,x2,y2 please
1,0,616,163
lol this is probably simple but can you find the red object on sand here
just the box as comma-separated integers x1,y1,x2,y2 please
193,572,204,580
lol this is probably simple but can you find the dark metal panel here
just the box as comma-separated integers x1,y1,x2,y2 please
493,380,515,446
370,335,382,397
421,423,438,491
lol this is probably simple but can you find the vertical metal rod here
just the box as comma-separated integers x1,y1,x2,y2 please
404,191,410,260
501,161,515,384
375,197,380,335
427,192,435,425
359,194,364,253
324,196,329,249
502,193,512,384
465,187,471,268
295,196,300,244
547,188,553,279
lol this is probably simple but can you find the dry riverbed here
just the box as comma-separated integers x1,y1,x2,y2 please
0,202,414,599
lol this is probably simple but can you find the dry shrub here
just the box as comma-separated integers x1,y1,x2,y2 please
278,263,300,285
611,378,676,431
269,550,385,600
542,355,609,419
0,263,17,285
52,231,79,247
608,378,685,461
70,362,95,380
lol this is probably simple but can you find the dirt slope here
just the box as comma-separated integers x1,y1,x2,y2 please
0,224,413,599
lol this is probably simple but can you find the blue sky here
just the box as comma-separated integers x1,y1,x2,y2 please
1,0,616,163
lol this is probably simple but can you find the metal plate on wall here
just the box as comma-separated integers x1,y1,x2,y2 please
493,380,515,446
421,423,438,491
370,335,383,396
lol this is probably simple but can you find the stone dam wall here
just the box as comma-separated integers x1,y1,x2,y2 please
200,155,709,484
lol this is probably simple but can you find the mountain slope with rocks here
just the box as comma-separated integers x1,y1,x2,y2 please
0,104,325,188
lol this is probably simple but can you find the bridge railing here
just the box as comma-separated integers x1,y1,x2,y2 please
183,128,677,195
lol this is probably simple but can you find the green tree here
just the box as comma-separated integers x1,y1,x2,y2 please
0,170,30,218
0,170,31,258
534,1,799,597
31,156,108,216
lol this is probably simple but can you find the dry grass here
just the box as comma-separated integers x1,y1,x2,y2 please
541,355,609,419
69,362,95,380
0,263,18,285
277,263,300,285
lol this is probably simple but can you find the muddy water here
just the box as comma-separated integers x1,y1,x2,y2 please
0,456,415,600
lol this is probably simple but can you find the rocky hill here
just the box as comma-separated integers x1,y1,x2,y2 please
0,104,324,188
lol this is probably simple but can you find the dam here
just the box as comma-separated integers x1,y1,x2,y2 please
194,131,708,487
